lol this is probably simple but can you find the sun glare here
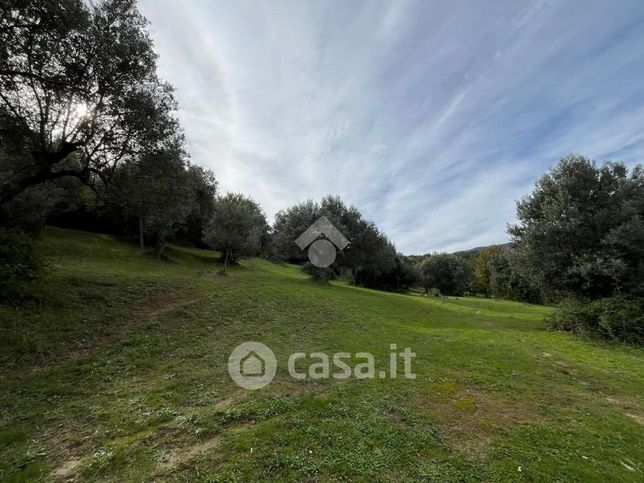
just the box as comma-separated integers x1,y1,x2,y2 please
74,102,89,117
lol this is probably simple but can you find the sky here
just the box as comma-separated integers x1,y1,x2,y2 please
138,0,644,254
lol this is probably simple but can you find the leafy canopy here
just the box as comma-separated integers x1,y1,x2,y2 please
509,154,644,300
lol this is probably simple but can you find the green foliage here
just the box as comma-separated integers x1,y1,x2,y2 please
418,253,473,296
380,255,420,291
273,199,320,263
510,154,644,300
0,0,178,205
509,154,644,341
0,228,41,300
488,248,543,304
272,195,399,290
203,193,267,272
473,246,501,297
178,165,218,246
0,185,56,233
109,142,206,259
546,295,644,344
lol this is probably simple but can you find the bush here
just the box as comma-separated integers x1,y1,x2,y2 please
546,295,644,344
0,228,42,298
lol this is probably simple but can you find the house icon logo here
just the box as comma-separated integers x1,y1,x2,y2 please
228,341,276,389
295,216,349,268
241,350,264,376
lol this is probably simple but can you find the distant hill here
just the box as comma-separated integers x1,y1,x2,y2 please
453,242,511,256
406,243,511,262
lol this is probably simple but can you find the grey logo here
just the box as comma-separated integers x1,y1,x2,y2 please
295,216,349,268
228,342,277,389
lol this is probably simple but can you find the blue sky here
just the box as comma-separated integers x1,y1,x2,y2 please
138,0,644,254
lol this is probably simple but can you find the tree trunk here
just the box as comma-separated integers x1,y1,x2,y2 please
139,214,145,250
223,249,229,273
156,231,166,260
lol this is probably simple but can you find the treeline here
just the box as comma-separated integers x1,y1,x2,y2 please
413,246,541,302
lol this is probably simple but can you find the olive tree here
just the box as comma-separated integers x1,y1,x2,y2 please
203,193,267,274
271,195,399,288
418,253,473,296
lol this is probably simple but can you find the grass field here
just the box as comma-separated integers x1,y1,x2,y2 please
1,227,642,482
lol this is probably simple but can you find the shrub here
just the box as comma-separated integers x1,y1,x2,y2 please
594,296,644,344
546,295,644,344
0,228,42,298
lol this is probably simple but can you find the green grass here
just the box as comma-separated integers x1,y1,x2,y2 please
0,226,642,482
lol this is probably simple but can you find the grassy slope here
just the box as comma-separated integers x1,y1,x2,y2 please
0,227,642,482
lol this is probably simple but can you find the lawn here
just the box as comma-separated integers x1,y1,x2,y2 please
0,227,642,482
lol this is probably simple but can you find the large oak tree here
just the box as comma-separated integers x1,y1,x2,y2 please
0,0,178,206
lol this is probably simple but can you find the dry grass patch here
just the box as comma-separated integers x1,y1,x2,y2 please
420,387,541,460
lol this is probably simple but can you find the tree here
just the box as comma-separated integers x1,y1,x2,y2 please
509,154,644,300
271,195,399,289
272,199,320,263
0,0,178,206
0,227,42,298
375,254,420,291
418,253,473,296
488,247,542,304
110,139,195,259
473,246,501,297
178,165,218,247
203,193,267,274
347,228,396,288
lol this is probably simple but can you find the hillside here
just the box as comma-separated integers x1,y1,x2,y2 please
408,243,511,260
1,227,642,481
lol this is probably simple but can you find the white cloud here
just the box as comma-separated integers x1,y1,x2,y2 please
139,0,644,253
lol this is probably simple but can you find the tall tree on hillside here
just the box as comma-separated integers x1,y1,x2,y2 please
346,221,396,287
0,0,178,207
509,154,644,300
203,193,267,274
111,140,195,259
271,195,400,288
272,199,320,263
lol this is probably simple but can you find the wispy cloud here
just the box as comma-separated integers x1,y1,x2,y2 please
139,0,644,254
